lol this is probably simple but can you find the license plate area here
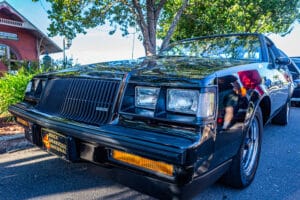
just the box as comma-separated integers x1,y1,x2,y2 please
41,128,77,161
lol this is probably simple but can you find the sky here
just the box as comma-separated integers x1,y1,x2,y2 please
5,0,145,65
4,0,300,65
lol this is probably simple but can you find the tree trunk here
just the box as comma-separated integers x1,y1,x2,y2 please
132,0,156,56
132,0,188,56
146,0,156,56
160,0,189,52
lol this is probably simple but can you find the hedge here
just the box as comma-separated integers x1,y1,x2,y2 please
0,68,34,115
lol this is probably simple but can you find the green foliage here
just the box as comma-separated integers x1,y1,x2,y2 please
33,0,184,55
0,69,36,114
37,0,136,40
34,0,299,54
158,0,300,41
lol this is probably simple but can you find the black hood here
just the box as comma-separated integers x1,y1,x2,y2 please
132,57,256,79
37,57,256,80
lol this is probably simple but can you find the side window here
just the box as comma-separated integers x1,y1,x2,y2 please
267,47,276,68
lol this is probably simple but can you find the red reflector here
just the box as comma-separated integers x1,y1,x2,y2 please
256,85,264,95
217,117,223,124
238,70,261,89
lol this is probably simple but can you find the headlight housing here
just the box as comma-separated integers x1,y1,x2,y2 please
25,81,33,93
167,89,215,117
167,89,198,114
24,78,47,103
135,86,160,109
197,92,215,117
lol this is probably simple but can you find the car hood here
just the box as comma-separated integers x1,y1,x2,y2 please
39,57,257,80
132,57,257,79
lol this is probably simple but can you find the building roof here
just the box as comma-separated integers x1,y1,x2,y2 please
0,1,62,54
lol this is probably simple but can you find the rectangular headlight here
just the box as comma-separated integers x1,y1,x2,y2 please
135,86,160,109
25,81,33,93
25,79,41,93
167,89,215,117
167,89,199,114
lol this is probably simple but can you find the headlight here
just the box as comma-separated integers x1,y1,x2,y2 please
167,89,215,117
167,89,199,114
25,79,40,93
135,86,160,109
33,79,40,91
25,81,33,93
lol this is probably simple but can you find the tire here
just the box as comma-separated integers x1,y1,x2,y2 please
271,101,290,125
222,106,263,188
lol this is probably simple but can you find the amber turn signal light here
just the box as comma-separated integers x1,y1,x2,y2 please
42,134,50,149
112,150,174,176
16,117,29,127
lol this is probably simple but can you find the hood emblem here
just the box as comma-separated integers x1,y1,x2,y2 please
96,107,109,112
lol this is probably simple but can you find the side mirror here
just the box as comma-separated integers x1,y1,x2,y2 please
275,57,291,65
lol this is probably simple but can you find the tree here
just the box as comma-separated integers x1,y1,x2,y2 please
35,0,299,56
33,0,189,56
158,0,300,42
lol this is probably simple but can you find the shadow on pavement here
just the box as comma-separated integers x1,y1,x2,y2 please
0,108,299,200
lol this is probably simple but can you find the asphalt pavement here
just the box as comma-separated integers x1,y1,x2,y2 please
0,108,299,200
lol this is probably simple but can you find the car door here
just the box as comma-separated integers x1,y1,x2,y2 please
265,41,290,115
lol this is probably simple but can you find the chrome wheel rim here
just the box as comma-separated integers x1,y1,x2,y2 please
242,116,259,176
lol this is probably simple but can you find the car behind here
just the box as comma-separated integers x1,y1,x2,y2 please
288,57,300,106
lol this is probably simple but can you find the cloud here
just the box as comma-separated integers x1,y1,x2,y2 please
269,22,300,57
52,29,145,64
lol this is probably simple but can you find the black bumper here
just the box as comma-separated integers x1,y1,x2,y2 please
9,103,198,180
9,103,228,198
9,103,231,199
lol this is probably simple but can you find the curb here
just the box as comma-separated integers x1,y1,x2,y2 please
0,133,32,154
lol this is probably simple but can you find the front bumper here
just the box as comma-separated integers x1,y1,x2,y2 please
9,103,208,185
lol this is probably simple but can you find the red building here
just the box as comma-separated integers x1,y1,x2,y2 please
0,1,61,73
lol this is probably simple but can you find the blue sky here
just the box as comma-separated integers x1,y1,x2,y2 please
5,0,300,64
6,0,145,64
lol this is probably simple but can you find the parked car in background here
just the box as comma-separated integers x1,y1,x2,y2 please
9,33,293,199
290,57,300,106
276,51,300,107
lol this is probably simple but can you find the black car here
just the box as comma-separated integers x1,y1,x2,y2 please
290,57,300,106
9,33,293,199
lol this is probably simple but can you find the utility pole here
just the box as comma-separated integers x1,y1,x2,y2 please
63,38,66,68
63,37,72,68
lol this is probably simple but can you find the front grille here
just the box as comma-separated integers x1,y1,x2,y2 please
36,78,121,126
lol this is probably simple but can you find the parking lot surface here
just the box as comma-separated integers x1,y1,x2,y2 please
0,108,299,200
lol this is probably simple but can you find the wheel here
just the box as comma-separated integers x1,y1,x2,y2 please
271,101,290,125
222,106,263,188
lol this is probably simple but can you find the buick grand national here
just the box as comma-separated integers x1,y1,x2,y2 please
9,33,293,199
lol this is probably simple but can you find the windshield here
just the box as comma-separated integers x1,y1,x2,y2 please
161,35,262,61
